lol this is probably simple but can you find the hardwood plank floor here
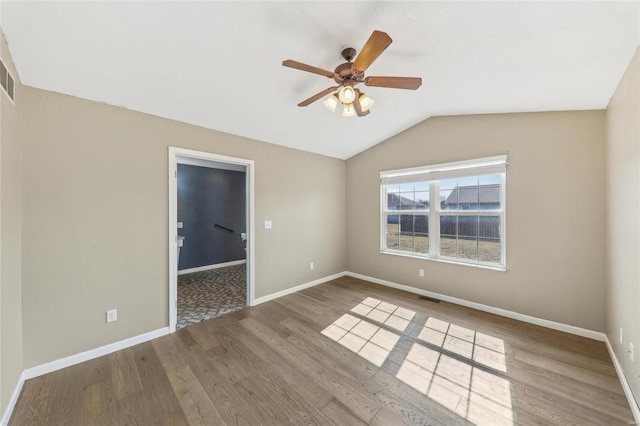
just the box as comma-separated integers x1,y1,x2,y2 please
9,276,636,425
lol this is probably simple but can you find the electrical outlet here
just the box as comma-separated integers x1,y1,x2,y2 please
419,268,425,277
620,328,624,345
106,309,117,323
629,342,634,362
264,220,272,229
310,262,314,270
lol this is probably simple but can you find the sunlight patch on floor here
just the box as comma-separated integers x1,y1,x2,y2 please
418,317,507,372
321,313,400,367
321,298,513,425
396,343,513,425
351,297,416,331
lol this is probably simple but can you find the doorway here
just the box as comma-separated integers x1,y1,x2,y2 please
168,147,255,333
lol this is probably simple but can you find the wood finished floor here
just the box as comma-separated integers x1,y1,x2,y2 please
10,276,635,425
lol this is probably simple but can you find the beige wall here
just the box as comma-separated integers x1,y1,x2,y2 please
606,46,639,407
6,30,637,415
21,87,346,368
0,31,23,415
346,110,606,331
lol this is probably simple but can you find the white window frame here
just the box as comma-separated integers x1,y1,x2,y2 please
380,155,507,270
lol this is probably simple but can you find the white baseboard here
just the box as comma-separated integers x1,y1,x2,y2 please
350,271,640,421
3,272,633,425
345,272,604,342
1,327,169,424
604,335,640,425
253,272,347,305
178,259,246,275
24,327,170,380
1,371,26,426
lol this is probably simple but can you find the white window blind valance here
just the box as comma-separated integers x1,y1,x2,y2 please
380,155,507,185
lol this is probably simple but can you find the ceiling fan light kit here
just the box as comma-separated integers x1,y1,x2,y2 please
342,103,356,117
338,85,356,103
358,93,375,112
283,30,422,118
322,94,339,112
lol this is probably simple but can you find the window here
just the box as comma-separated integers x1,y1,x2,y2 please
381,156,506,269
0,59,15,102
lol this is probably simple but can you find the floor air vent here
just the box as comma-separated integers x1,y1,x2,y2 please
418,295,441,303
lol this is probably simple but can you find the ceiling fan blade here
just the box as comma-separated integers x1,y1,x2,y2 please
297,86,339,107
352,30,393,73
353,90,370,117
365,76,422,90
282,60,334,78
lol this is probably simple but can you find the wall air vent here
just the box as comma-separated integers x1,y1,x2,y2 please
0,58,15,101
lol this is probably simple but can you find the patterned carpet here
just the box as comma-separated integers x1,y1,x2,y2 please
177,263,246,329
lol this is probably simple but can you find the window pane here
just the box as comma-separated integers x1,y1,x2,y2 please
386,216,398,250
399,183,414,192
415,233,429,254
479,175,501,210
478,216,501,262
386,231,400,250
387,193,400,210
414,215,428,234
400,215,414,233
440,179,458,211
478,174,501,185
441,188,458,210
414,181,429,192
458,185,479,211
415,191,429,210
385,215,430,255
440,178,458,191
387,184,401,193
478,240,500,263
398,234,414,252
0,62,6,91
399,192,416,210
397,215,412,252
458,216,478,240
457,216,478,260
440,215,457,257
479,215,500,239
457,176,479,187
446,177,480,212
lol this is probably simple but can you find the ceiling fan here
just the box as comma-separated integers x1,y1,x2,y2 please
282,30,422,117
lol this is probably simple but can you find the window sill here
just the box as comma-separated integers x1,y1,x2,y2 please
379,250,507,272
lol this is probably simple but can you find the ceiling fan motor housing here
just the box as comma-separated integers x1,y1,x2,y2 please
334,50,364,85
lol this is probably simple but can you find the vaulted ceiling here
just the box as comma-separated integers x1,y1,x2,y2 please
1,1,638,159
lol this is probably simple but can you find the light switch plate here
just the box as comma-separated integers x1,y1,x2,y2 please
264,220,272,230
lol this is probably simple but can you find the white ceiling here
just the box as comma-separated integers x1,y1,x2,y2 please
1,1,638,159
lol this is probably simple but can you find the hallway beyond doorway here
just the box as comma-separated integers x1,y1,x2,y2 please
177,264,246,329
